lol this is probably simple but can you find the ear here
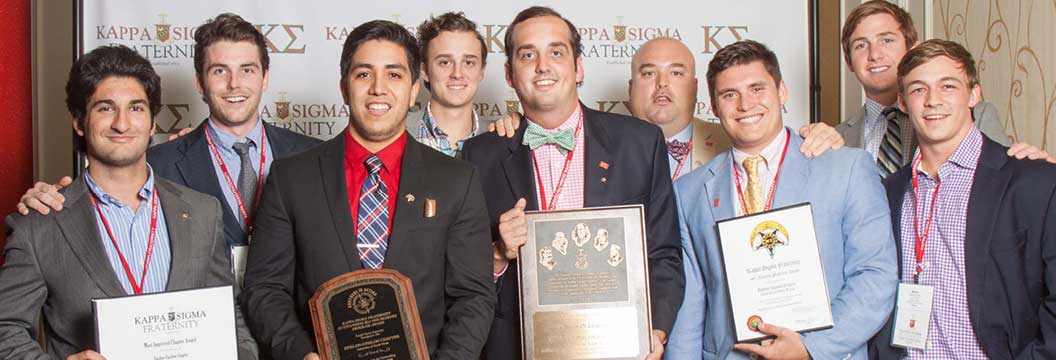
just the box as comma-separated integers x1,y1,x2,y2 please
194,74,204,96
420,63,430,84
72,118,85,137
627,79,633,97
777,80,788,105
968,84,982,108
150,117,157,136
897,93,908,113
575,56,585,84
505,63,513,87
409,79,421,108
339,78,350,105
261,69,270,93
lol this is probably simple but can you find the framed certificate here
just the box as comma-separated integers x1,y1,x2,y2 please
717,203,833,343
520,205,652,360
93,286,238,360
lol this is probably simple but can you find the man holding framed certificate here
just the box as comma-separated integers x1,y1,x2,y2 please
0,45,257,359
665,40,897,360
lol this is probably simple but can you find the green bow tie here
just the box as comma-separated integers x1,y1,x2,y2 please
522,122,575,151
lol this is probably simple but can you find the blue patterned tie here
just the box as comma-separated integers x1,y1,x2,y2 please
356,155,389,269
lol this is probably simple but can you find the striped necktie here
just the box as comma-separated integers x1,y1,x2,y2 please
356,155,389,269
876,107,904,178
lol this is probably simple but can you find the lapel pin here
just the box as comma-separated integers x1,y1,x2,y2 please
598,161,609,170
406,194,415,202
425,198,437,218
713,198,720,208
601,177,607,183
180,212,189,219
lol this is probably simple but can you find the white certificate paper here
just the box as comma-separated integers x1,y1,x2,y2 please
717,203,833,342
93,286,238,360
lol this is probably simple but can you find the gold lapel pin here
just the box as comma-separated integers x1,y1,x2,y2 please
406,194,415,202
180,212,189,219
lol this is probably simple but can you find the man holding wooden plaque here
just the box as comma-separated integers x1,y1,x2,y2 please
241,20,495,360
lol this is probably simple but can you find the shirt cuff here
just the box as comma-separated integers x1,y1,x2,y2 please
493,262,510,283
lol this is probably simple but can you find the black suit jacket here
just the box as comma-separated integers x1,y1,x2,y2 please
241,132,495,360
147,120,320,248
462,103,684,359
872,135,1056,359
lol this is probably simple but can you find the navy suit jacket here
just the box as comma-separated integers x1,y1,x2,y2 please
872,135,1056,359
147,120,320,248
462,103,685,359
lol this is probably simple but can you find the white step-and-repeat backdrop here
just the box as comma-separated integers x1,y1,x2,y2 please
81,0,813,140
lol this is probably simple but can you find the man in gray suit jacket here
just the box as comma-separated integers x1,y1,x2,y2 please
0,46,256,359
836,1,1048,176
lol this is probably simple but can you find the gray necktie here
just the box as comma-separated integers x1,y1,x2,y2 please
876,107,904,178
231,140,258,220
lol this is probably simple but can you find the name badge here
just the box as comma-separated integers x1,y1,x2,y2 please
231,245,249,289
891,283,934,350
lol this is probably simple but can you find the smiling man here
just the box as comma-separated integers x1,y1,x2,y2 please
240,20,494,360
871,39,1056,359
835,1,1052,177
666,40,896,360
462,6,683,360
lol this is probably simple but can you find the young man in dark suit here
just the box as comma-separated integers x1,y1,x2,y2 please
240,20,494,360
872,39,1056,359
462,6,683,360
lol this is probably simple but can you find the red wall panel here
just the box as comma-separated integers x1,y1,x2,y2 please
0,0,34,257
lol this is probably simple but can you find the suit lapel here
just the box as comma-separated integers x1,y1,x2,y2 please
174,121,243,244
704,154,736,222
264,121,296,158
582,107,614,207
319,135,361,272
55,179,128,298
502,119,540,211
384,136,427,269
155,181,195,291
964,138,1011,324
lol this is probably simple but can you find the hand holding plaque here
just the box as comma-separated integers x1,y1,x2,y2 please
309,269,429,360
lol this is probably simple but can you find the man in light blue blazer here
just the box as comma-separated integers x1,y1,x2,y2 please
665,40,897,360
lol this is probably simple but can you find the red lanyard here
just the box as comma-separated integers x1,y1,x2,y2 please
90,189,159,295
732,130,790,215
204,125,268,231
911,154,941,284
671,139,693,180
531,114,584,211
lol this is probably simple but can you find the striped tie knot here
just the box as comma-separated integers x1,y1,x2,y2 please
876,107,905,178
364,155,384,174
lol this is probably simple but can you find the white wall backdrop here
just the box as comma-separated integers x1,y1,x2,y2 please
82,0,813,140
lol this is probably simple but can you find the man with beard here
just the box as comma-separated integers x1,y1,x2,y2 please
241,20,494,360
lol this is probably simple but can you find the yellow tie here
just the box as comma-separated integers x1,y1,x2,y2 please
743,156,764,214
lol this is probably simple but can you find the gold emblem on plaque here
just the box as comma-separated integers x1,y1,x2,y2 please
572,223,591,247
750,220,790,259
593,228,609,252
347,288,377,315
552,232,569,255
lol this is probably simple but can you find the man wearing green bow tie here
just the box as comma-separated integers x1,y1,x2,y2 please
461,6,683,360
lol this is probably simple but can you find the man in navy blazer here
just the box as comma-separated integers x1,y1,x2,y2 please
665,40,897,360
462,6,682,360
870,40,1056,359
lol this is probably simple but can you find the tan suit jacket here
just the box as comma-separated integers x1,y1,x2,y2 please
689,118,731,171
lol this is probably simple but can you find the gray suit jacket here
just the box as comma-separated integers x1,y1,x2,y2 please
0,177,258,359
837,101,1010,164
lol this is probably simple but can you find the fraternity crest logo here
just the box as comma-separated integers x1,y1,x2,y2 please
275,92,290,120
505,99,521,115
347,288,377,315
613,16,627,43
749,220,789,259
155,13,171,44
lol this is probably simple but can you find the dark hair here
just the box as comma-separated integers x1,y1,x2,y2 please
193,13,270,79
841,0,917,67
504,6,583,69
705,40,783,104
340,20,421,86
417,12,487,90
66,45,161,150
898,39,979,93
